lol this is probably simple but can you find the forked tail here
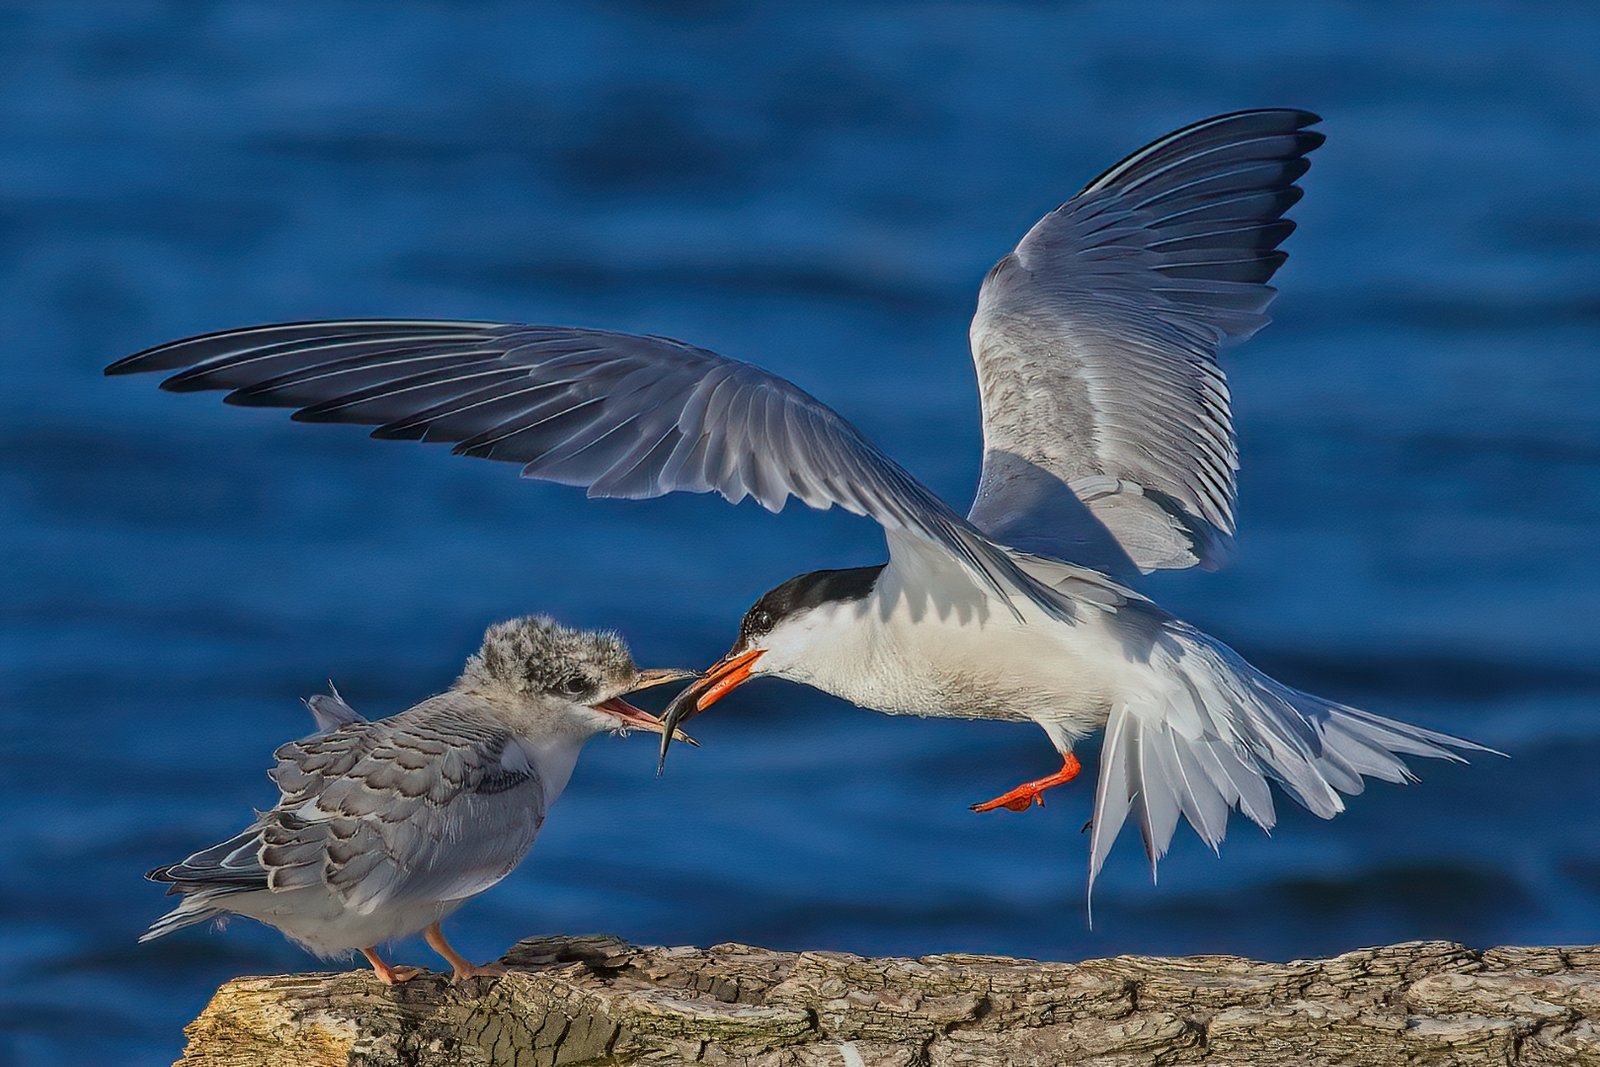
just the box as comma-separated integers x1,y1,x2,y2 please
1087,620,1496,913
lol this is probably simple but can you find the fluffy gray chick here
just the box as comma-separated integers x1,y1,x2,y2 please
142,616,692,983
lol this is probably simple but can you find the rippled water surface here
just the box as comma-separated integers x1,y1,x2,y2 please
4,4,1599,1064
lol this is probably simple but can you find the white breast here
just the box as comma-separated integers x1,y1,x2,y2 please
763,586,1130,740
505,734,585,808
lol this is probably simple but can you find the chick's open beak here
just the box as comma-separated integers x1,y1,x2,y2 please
656,649,764,772
591,667,700,745
632,667,700,692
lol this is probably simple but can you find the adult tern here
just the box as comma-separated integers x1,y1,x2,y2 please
108,109,1488,897
142,617,693,983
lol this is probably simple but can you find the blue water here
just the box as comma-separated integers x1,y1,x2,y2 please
4,3,1599,1063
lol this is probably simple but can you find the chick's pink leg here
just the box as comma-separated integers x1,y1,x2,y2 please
361,947,426,985
424,922,508,982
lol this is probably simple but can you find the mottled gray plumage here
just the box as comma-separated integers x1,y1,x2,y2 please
143,616,689,981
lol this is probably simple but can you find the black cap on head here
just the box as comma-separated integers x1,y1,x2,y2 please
735,565,884,649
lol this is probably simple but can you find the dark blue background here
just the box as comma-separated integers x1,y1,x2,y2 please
4,4,1598,1064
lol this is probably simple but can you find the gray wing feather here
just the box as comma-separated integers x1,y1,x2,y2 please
148,827,265,891
109,322,1073,620
968,109,1324,573
303,682,363,733
150,695,546,916
262,695,546,912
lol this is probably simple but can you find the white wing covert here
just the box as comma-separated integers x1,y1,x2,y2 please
968,109,1324,573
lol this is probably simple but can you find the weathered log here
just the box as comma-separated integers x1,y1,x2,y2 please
175,934,1600,1066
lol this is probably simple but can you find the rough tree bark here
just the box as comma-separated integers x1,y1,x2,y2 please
175,935,1600,1066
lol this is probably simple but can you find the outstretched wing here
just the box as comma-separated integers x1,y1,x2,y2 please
108,320,1073,620
968,109,1324,573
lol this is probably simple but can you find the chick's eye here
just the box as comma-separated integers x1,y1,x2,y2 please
561,677,589,696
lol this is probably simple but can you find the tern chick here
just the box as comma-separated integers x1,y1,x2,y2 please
141,616,693,984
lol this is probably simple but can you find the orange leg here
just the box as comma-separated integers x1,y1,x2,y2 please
424,921,508,982
971,751,1082,813
361,947,426,985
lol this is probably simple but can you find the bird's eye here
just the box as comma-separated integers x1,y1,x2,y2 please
751,611,773,631
561,677,589,696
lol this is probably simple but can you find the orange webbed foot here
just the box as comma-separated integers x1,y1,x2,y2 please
971,752,1082,814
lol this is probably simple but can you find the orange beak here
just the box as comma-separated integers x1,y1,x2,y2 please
656,649,764,771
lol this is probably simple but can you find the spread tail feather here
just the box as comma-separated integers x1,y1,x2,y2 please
1086,620,1496,918
142,827,268,942
139,893,231,942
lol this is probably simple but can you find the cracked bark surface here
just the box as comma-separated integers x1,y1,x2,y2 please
175,935,1600,1066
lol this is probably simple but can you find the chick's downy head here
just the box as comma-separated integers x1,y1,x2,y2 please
457,615,639,704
